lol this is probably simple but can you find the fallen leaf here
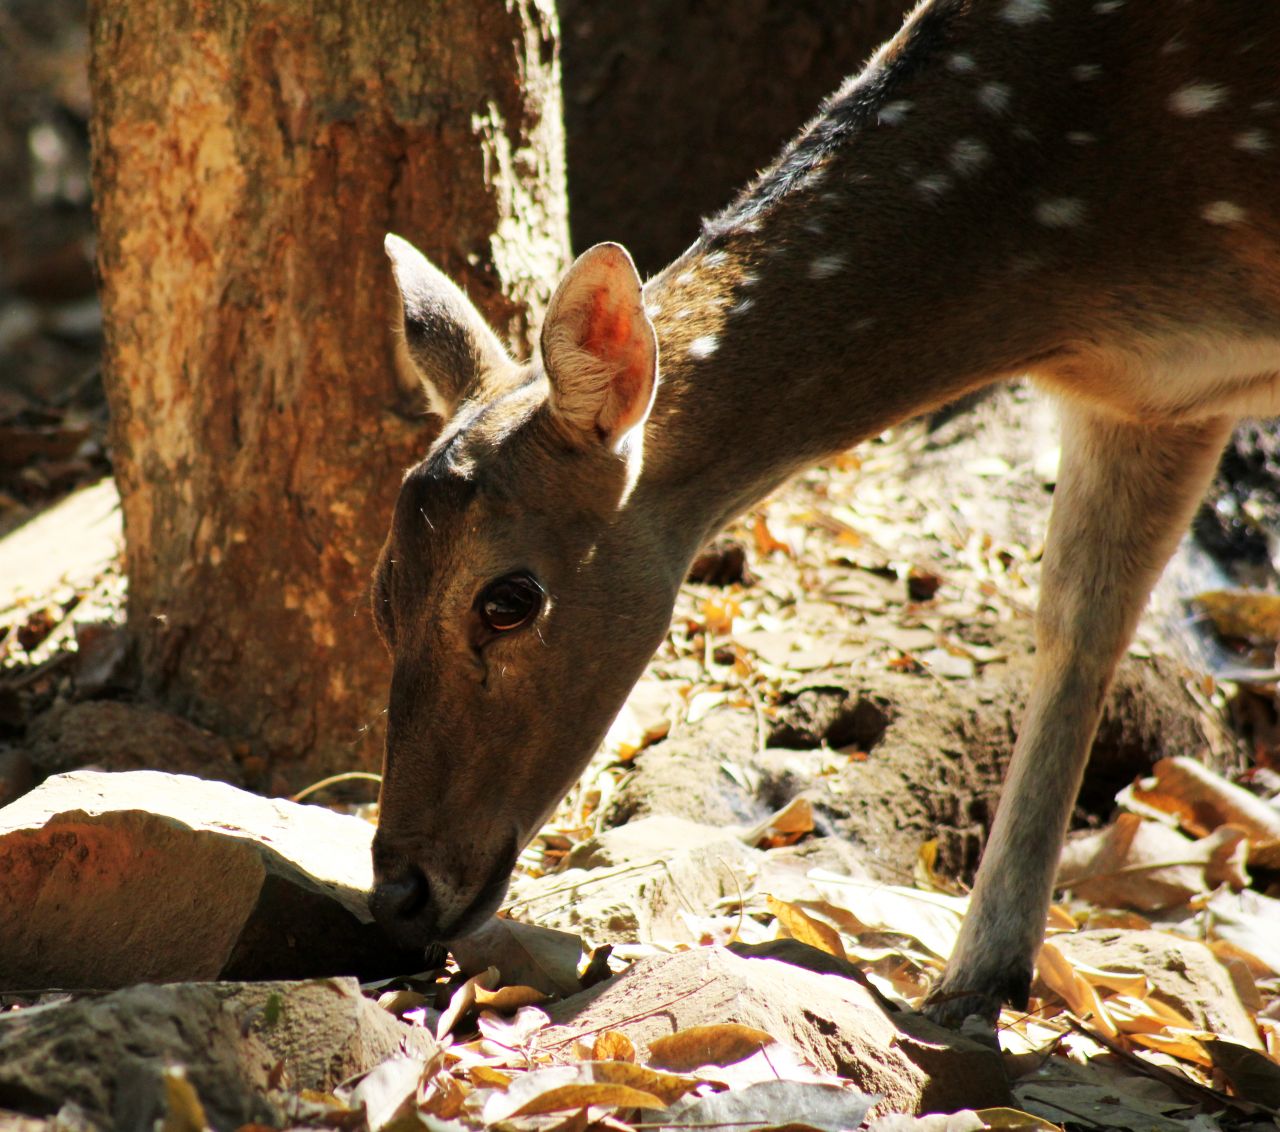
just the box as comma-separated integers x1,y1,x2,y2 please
1057,813,1248,910
767,895,847,960
473,984,549,1013
480,1062,696,1123
476,1004,551,1049
160,1067,209,1132
1205,1037,1280,1106
1132,757,1280,845
348,1056,426,1132
646,1023,778,1072
436,967,497,1040
593,1030,636,1062
451,918,583,997
660,1080,878,1132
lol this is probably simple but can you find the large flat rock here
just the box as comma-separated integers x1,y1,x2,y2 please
544,946,1010,1114
0,769,424,988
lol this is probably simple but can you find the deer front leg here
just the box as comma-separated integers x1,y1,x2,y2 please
925,403,1231,1029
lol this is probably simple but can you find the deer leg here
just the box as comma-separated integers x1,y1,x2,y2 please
925,403,1231,1029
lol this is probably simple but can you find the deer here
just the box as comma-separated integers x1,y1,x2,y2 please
367,0,1280,1027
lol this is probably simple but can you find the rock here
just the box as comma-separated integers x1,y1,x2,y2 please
1051,930,1261,1048
543,947,1009,1114
504,816,760,944
24,700,243,784
0,977,436,1131
0,769,426,989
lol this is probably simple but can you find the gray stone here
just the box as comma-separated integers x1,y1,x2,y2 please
0,978,435,1131
0,769,424,989
543,946,1009,1114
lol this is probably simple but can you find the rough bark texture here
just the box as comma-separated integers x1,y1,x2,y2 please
89,0,568,788
560,0,915,274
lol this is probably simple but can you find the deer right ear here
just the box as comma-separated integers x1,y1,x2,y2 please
385,234,513,418
541,243,658,452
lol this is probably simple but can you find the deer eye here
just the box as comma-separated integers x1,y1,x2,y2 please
476,573,544,633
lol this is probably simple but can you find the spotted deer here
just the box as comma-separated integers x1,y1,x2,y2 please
368,0,1280,1025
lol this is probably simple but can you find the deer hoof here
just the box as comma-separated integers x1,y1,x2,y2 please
922,958,1032,1031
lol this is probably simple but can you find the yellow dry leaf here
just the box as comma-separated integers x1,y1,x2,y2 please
646,1023,778,1072
473,984,550,1013
1129,1029,1217,1067
1035,941,1117,1038
1193,589,1280,641
510,1083,666,1117
973,1107,1062,1130
468,1065,512,1088
592,1030,637,1062
767,895,847,961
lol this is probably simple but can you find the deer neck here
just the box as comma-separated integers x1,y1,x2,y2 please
632,111,1065,549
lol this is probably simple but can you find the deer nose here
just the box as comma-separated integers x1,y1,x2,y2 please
369,862,434,946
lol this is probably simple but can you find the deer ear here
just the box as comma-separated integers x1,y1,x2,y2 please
541,243,658,451
385,233,513,418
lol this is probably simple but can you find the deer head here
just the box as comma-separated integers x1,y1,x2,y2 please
369,235,681,946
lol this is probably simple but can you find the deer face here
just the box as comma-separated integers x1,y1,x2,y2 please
369,236,674,947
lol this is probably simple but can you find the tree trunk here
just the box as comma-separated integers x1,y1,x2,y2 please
89,0,568,791
560,0,914,274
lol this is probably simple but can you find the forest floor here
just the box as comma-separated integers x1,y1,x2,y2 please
4,378,1280,1130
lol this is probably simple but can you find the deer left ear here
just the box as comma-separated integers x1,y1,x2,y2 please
541,243,658,451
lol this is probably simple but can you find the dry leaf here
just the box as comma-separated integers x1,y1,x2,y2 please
1193,589,1280,641
436,967,497,1040
451,917,583,997
473,983,549,1013
476,1005,552,1049
1132,757,1280,845
348,1056,426,1132
660,1080,877,1132
646,1023,778,1071
1205,1038,1280,1106
1056,813,1248,910
767,895,847,960
480,1061,696,1124
593,1030,636,1062
1035,941,1117,1038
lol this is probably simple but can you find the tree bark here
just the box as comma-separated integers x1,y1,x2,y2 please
560,0,914,274
89,0,568,790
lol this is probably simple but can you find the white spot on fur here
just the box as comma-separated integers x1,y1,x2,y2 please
645,303,661,319
878,100,913,126
1161,36,1186,55
809,254,848,279
1067,131,1096,145
739,271,759,288
947,52,977,73
803,217,826,236
675,308,693,320
1071,64,1101,82
731,296,755,315
676,271,695,285
1203,201,1246,225
1253,100,1277,113
1093,0,1123,12
1000,0,1050,25
1034,198,1086,227
703,250,728,268
1234,128,1271,153
950,137,990,176
915,173,952,199
1169,82,1227,116
688,335,719,359
978,82,1013,114
851,316,877,333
